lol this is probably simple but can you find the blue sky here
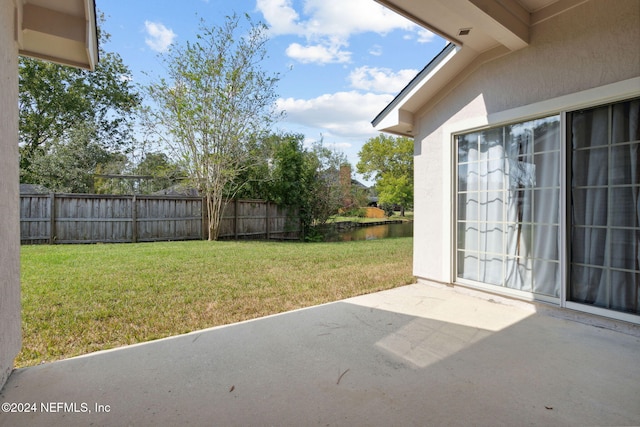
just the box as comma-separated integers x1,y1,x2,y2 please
98,0,446,183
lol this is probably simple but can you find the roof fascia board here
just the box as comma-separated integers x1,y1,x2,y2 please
85,0,98,69
14,0,23,48
18,50,92,70
373,44,512,136
372,43,458,129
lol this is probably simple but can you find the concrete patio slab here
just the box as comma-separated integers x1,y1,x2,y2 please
1,283,639,426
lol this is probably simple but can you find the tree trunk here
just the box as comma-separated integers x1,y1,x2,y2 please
206,190,226,241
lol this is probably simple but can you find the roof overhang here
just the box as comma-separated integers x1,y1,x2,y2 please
373,0,589,136
15,0,99,70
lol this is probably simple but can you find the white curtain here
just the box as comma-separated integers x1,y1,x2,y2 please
458,117,560,297
571,100,640,314
478,130,506,286
504,119,560,296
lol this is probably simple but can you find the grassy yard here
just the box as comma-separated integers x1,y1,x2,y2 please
19,238,414,367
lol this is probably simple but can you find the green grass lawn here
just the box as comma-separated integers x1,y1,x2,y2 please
19,238,414,367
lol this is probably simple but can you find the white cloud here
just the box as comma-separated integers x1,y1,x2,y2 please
368,44,383,56
256,0,303,35
403,28,436,44
298,137,351,153
327,142,352,149
348,66,418,94
277,91,394,138
258,0,412,38
416,29,436,44
144,21,176,53
256,0,430,64
301,0,415,37
285,40,350,64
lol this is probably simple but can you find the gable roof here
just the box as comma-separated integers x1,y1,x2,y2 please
16,0,99,70
372,0,589,135
372,43,456,135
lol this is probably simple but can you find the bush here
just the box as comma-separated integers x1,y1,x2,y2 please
344,207,367,218
380,203,395,217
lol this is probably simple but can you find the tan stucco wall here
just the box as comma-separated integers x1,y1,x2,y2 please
0,0,22,389
413,0,640,282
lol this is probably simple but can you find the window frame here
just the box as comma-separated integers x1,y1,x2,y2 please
455,116,562,299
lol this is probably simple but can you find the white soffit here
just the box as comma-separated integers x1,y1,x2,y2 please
16,0,98,70
372,0,589,135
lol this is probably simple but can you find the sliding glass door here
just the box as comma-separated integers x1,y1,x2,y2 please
455,97,639,317
569,99,640,314
456,116,561,298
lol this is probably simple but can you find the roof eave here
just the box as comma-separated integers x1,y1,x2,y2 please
371,0,589,136
372,43,458,136
17,0,99,70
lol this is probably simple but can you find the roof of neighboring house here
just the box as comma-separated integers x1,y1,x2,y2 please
153,184,200,197
351,178,369,189
17,0,99,70
20,183,50,194
372,0,586,136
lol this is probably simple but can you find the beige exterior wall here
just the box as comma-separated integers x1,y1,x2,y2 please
0,0,22,389
413,0,640,283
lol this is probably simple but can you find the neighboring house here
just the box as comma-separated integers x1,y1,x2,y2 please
19,183,50,194
339,165,373,209
373,0,640,323
0,0,98,389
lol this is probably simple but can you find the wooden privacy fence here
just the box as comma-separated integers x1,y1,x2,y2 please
20,194,300,244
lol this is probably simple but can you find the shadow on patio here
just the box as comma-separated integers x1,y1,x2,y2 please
1,283,639,426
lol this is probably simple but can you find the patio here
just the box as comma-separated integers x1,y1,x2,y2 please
1,282,639,426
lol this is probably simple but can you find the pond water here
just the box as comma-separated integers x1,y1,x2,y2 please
320,222,413,242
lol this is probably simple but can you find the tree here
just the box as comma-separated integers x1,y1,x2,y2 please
266,134,308,206
143,14,280,240
357,134,413,216
305,141,350,226
262,135,348,231
28,122,127,193
133,152,186,194
234,133,350,237
19,15,141,184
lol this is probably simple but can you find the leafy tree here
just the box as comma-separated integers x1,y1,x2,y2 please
142,14,280,240
19,15,141,184
305,141,350,226
28,122,126,193
377,174,412,215
232,134,279,200
268,134,308,206
260,133,310,235
133,152,186,194
234,133,349,237
357,134,413,216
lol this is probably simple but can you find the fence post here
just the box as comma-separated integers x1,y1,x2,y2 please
266,201,270,240
131,195,137,243
49,193,56,244
234,199,239,240
201,197,207,240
